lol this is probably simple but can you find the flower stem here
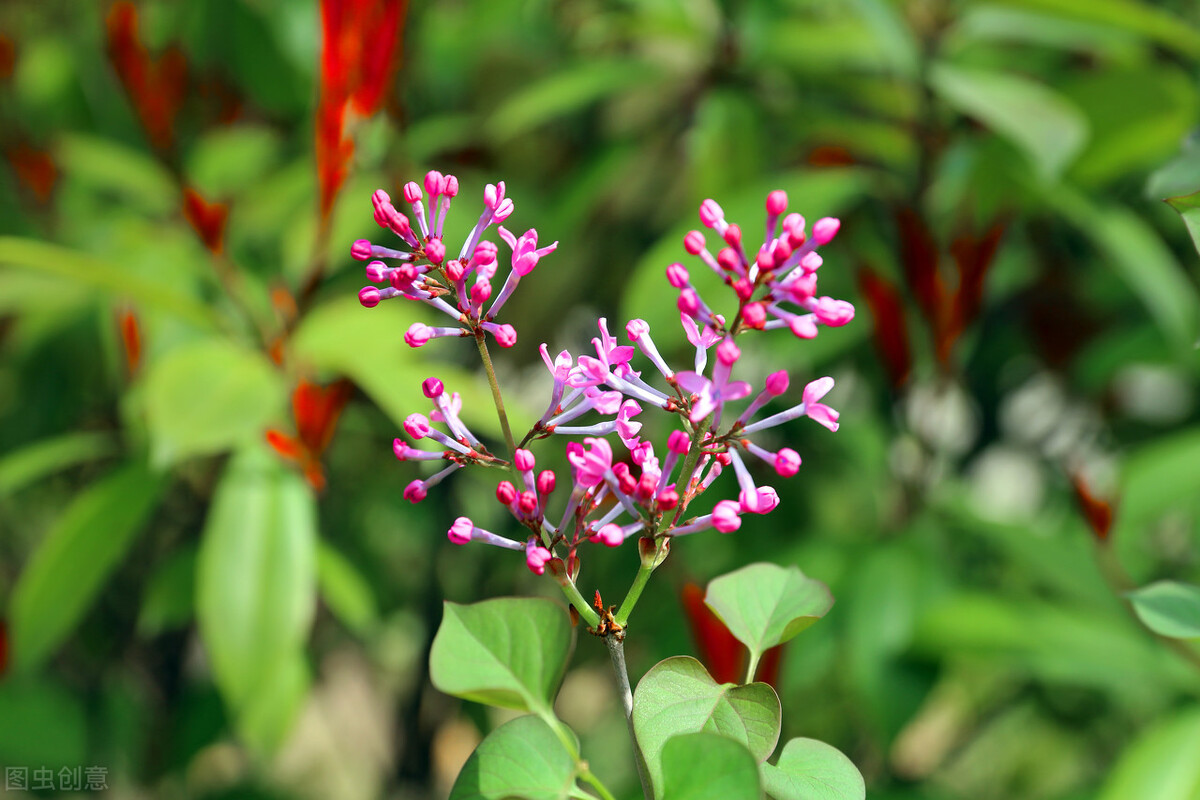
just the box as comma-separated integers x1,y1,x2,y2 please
474,330,517,458
558,575,601,629
541,712,617,800
614,561,655,628
744,651,761,686
605,634,653,800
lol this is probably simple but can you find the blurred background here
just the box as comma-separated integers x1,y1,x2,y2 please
2,0,1200,798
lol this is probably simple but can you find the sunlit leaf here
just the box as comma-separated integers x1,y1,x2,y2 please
762,737,865,800
55,134,177,215
11,461,166,671
449,715,578,800
1165,189,1200,261
660,732,762,800
1099,707,1200,799
987,0,1200,57
186,125,283,198
430,597,572,716
0,431,118,495
1127,582,1200,640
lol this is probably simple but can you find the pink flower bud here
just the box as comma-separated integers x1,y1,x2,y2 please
403,480,427,503
766,190,788,216
788,228,807,249
484,182,503,210
589,523,624,548
494,198,515,221
445,260,466,281
352,239,373,261
404,322,432,348
712,499,742,533
773,239,793,266
667,430,690,454
444,175,459,197
717,248,740,272
677,289,701,315
470,279,492,305
788,274,817,303
448,517,473,545
422,377,444,398
365,261,387,283
637,472,657,500
740,486,779,514
684,230,705,256
493,324,518,348
626,319,650,341
393,439,409,460
526,543,552,575
537,470,556,496
789,316,818,339
514,449,536,472
741,302,767,329
403,181,422,203
716,338,740,366
812,297,855,327
424,170,445,196
614,463,637,494
699,199,724,229
404,413,431,439
801,252,822,272
723,224,742,247
496,481,517,504
813,217,840,245
766,370,789,395
716,451,732,467
656,487,679,510
474,240,498,265
733,278,754,301
518,490,538,514
666,263,690,288
358,286,381,308
425,238,446,265
775,448,801,477
756,249,774,272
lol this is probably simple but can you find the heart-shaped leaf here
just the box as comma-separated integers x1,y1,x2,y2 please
633,656,781,797
430,597,572,716
705,563,834,677
450,715,577,800
762,737,865,800
660,732,762,800
1127,581,1200,640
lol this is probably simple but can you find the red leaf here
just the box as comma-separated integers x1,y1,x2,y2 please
0,34,15,82
316,0,408,218
105,2,188,151
807,145,856,168
894,207,948,359
182,187,228,254
5,143,57,203
755,645,784,689
857,267,912,388
265,429,304,461
117,307,142,374
681,583,744,685
293,378,353,455
1071,474,1115,543
947,222,1006,352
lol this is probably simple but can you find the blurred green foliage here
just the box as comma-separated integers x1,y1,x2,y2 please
2,0,1200,798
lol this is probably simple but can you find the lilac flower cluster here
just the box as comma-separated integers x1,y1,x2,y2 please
358,175,854,578
354,170,557,348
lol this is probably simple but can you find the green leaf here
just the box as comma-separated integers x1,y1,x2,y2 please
449,715,578,800
1099,706,1200,800
317,541,379,635
11,461,166,671
930,63,1088,180
143,339,286,465
56,134,177,215
1166,190,1200,261
660,732,763,800
633,656,781,797
196,447,317,753
0,237,217,327
987,0,1200,57
0,431,117,495
762,738,866,800
430,597,573,716
186,125,283,198
138,545,197,636
1047,187,1199,350
0,677,88,767
705,563,834,675
1127,582,1200,640
486,61,656,141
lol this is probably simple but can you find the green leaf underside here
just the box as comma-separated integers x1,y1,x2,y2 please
762,738,866,800
449,715,577,800
1127,581,1200,640
11,461,166,672
633,656,781,797
430,598,573,716
1166,189,1200,261
660,732,763,800
705,563,834,667
196,447,317,754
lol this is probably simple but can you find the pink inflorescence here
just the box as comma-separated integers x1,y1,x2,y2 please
355,171,557,349
359,182,853,577
670,191,854,340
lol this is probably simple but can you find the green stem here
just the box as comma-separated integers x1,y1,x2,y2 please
671,418,711,525
475,331,517,458
744,651,761,686
542,712,617,800
579,768,618,800
614,561,655,628
558,575,601,629
605,634,654,800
